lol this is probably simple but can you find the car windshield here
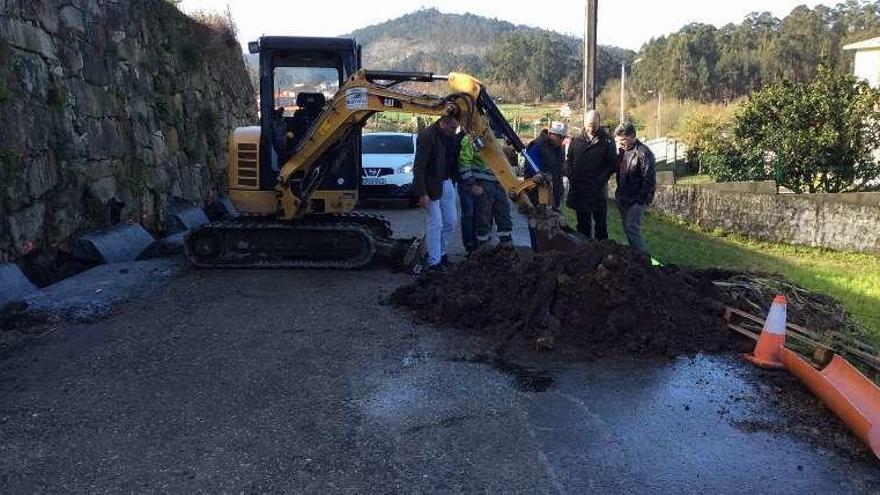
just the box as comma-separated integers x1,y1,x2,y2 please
362,134,414,154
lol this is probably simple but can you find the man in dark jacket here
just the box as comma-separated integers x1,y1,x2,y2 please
565,110,617,239
614,122,656,253
412,113,461,271
525,122,567,209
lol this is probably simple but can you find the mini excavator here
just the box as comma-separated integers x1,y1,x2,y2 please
185,36,583,268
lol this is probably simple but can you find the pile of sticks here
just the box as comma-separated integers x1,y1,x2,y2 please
713,274,879,379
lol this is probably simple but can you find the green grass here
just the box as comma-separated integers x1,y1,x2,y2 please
565,206,880,341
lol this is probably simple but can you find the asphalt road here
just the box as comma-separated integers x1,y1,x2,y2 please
1,205,878,492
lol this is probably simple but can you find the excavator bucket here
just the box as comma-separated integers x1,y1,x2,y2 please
780,348,880,459
528,209,588,253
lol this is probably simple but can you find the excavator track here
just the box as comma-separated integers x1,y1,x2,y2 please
185,213,417,269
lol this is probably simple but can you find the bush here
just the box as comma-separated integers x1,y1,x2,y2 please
189,8,237,43
700,140,765,183
732,67,880,193
693,67,880,192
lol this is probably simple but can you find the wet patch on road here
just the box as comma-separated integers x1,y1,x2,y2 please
448,353,556,393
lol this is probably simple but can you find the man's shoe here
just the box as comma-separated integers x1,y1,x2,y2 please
440,255,454,268
498,236,514,248
423,263,448,275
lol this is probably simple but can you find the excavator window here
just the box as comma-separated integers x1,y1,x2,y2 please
270,66,339,165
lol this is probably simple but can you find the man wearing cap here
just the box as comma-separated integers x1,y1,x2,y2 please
565,110,618,240
526,122,567,209
613,122,656,253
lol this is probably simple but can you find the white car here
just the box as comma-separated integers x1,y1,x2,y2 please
360,132,417,205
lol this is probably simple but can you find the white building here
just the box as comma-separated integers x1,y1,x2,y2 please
843,37,880,88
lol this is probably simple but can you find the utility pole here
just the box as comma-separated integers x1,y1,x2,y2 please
619,58,642,123
619,62,625,123
583,0,598,121
656,91,662,139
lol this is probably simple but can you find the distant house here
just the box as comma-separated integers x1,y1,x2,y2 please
843,37,880,88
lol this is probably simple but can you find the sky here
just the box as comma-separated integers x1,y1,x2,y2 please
178,0,840,51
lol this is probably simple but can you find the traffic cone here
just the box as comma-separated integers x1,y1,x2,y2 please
743,295,787,369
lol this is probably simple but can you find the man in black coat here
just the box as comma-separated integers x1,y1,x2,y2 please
565,110,618,240
412,113,461,271
614,122,656,253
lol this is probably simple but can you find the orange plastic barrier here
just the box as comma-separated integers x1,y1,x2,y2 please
780,348,880,459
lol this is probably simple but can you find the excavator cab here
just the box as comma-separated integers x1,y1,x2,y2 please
231,36,362,215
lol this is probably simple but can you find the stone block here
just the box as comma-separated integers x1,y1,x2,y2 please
73,223,155,264
8,202,46,252
85,119,123,159
70,80,111,118
26,155,57,198
11,49,49,100
81,46,109,86
88,176,117,203
166,207,209,235
0,262,38,308
0,18,57,60
59,6,85,33
58,44,84,76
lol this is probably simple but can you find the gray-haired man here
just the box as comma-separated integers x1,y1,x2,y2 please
613,123,656,253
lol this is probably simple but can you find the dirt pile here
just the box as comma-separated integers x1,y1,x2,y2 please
392,242,744,357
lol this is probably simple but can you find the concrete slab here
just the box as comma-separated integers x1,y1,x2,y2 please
73,223,155,264
138,232,187,260
167,207,209,234
205,197,237,220
0,263,38,307
23,258,184,321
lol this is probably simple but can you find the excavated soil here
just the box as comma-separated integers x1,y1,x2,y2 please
392,243,744,358
393,244,879,462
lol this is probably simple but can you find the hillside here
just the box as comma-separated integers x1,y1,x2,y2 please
348,8,537,73
242,9,632,102
346,8,633,99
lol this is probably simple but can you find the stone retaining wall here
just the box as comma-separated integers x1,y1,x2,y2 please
652,184,880,253
0,0,255,260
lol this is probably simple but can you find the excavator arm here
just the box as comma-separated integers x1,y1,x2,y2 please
271,69,581,252
276,70,583,251
275,70,552,219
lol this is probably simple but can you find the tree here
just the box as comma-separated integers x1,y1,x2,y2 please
673,106,736,173
629,2,880,102
708,67,880,193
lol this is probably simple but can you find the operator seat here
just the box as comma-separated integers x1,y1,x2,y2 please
289,92,327,146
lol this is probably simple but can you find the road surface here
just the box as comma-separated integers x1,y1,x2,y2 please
1,205,877,492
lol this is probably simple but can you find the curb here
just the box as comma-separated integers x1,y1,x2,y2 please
72,223,155,264
0,262,38,308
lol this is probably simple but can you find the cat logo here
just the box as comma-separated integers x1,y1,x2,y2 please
382,97,402,109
